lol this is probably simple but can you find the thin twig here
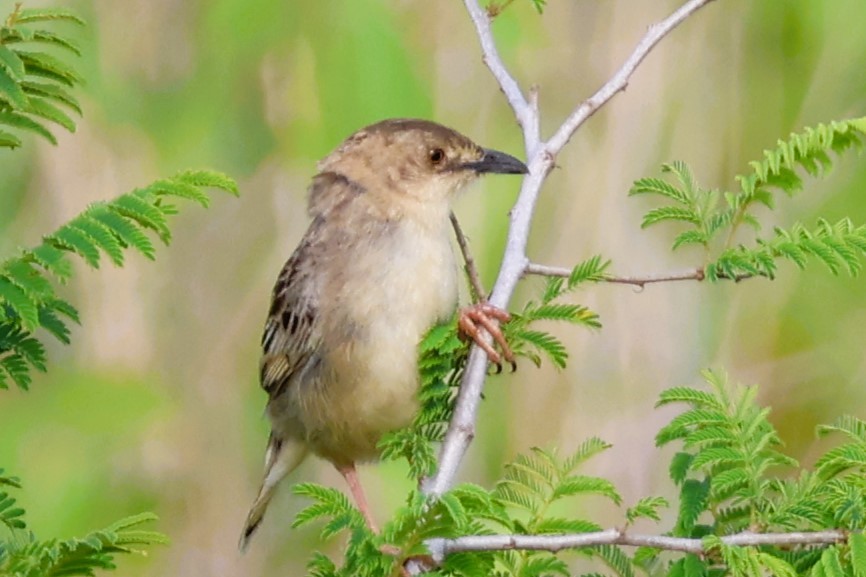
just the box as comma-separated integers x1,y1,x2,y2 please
546,0,719,154
450,212,487,302
525,262,706,286
426,529,848,563
524,262,757,286
424,0,718,501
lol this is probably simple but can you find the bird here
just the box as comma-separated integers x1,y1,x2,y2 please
239,118,527,550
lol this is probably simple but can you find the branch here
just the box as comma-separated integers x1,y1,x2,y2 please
524,262,757,286
547,0,719,154
426,529,848,563
424,0,718,500
525,262,706,287
462,0,540,155
450,212,487,302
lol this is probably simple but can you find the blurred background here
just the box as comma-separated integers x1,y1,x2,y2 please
1,0,865,574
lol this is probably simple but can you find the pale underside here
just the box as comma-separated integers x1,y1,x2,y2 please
261,175,459,466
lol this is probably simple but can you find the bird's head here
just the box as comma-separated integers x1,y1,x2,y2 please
314,119,527,215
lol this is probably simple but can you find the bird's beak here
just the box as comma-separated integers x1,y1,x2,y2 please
463,148,528,175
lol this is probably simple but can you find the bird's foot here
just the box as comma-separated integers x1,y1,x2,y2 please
458,302,516,373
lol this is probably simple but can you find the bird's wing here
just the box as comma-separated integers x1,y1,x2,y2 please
260,173,366,397
259,225,323,398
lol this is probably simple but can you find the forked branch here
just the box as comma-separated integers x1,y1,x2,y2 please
425,0,718,500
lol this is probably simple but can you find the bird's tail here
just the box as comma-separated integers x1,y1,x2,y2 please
239,433,308,552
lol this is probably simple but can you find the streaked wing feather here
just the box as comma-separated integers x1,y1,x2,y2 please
259,226,322,398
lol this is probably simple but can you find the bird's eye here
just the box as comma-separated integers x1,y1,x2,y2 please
429,148,445,165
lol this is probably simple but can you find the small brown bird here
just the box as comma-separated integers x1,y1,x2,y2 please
239,118,527,550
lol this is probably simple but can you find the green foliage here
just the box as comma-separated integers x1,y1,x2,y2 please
630,118,866,281
0,4,84,148
378,322,467,479
305,370,866,577
0,473,167,577
0,170,237,391
625,496,669,525
646,371,866,577
490,443,628,577
506,255,607,369
294,441,641,577
0,7,241,576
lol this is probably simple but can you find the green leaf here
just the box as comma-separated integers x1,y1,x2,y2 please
26,95,76,131
148,177,212,207
663,161,697,194
563,437,613,472
676,479,709,536
14,7,86,25
0,45,26,78
629,176,690,204
568,255,610,287
669,452,693,485
30,243,73,280
175,169,240,196
818,416,866,443
640,206,702,228
3,259,54,301
592,544,635,577
0,276,39,329
0,109,55,143
17,50,81,86
673,230,709,249
91,208,156,260
0,128,22,148
533,517,600,534
683,553,707,577
625,496,669,523
552,475,621,504
528,0,548,14
7,28,82,55
820,548,845,577
656,387,722,408
851,533,866,577
21,80,81,113
70,215,126,266
113,193,171,241
38,304,72,344
0,64,29,109
0,354,31,390
49,224,102,267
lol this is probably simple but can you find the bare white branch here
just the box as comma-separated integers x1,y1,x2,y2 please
424,0,718,501
547,0,718,154
427,529,848,563
462,0,540,155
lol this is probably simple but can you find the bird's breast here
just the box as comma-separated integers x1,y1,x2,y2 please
310,216,458,461
333,216,458,342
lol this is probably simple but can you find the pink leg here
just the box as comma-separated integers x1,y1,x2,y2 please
336,463,379,533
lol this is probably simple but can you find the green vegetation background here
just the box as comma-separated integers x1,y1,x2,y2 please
1,0,865,575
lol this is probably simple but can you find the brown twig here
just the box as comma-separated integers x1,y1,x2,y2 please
450,211,487,302
524,262,758,286
525,262,705,286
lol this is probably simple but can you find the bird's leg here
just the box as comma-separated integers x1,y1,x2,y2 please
458,302,516,372
336,463,379,533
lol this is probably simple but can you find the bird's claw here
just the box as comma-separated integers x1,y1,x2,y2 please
458,302,516,373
